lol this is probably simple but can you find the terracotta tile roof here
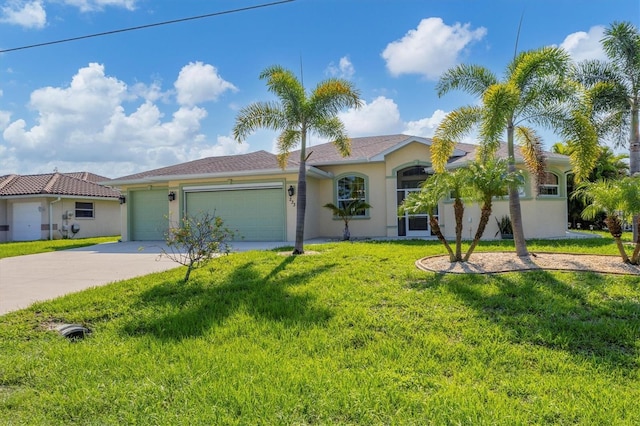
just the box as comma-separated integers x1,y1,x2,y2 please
0,173,120,198
64,172,112,183
112,150,294,182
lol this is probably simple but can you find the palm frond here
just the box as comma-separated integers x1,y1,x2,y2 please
515,126,546,191
276,129,300,169
509,47,571,93
436,64,497,98
233,102,285,142
480,83,520,156
259,65,306,113
432,106,482,172
311,79,363,116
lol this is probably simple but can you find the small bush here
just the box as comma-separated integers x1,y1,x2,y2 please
161,212,235,281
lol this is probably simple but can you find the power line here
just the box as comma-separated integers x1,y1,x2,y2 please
0,0,295,54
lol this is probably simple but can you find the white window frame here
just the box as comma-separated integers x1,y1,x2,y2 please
539,172,560,196
336,174,368,217
75,202,95,219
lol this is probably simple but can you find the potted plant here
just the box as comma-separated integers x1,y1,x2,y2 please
323,200,372,241
495,215,513,239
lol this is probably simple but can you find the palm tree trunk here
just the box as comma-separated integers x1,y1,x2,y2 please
463,203,492,262
453,198,463,261
606,215,629,263
430,216,456,262
293,158,307,254
507,123,529,257
630,103,639,242
630,216,640,264
613,236,630,263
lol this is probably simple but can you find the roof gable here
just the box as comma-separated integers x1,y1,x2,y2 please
297,134,469,165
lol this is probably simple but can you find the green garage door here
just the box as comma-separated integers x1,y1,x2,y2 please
130,189,169,240
186,188,285,241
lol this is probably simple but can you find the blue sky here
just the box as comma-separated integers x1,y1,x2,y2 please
0,0,637,178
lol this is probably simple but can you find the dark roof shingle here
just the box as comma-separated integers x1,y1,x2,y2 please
112,150,294,182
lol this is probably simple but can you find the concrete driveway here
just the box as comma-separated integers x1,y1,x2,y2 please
0,240,296,316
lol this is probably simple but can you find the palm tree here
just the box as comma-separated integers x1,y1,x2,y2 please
323,200,372,241
399,169,470,262
553,142,628,228
463,159,522,261
432,47,598,257
573,177,640,263
573,21,640,236
233,65,362,254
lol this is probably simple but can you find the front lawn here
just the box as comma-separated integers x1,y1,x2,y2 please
1,239,638,424
0,236,120,259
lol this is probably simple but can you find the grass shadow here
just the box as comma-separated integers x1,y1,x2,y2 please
444,270,640,370
122,256,335,340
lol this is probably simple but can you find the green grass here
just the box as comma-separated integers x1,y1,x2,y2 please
0,236,120,259
1,238,639,424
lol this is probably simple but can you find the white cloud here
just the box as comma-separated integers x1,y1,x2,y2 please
340,96,403,136
198,135,250,158
381,17,487,80
0,110,11,130
62,0,136,13
0,1,46,29
0,62,240,177
326,56,355,79
403,109,448,137
174,61,238,106
559,25,607,62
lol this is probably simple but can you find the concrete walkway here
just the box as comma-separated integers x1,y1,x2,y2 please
0,240,301,316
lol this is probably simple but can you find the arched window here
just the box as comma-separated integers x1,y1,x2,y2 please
337,175,367,216
539,172,559,196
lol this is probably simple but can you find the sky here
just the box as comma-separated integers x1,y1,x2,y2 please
0,0,638,178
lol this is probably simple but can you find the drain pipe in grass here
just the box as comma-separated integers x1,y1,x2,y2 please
49,197,61,240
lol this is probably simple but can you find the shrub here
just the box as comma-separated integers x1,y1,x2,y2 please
161,212,235,281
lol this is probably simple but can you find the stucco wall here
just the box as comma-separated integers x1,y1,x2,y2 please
0,197,120,241
118,174,300,242
312,162,388,240
0,199,7,242
49,198,121,240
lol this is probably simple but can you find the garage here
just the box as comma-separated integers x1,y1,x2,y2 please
184,183,285,241
130,189,169,241
13,202,42,241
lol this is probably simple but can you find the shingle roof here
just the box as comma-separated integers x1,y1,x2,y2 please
112,150,294,182
0,173,120,198
109,134,569,182
303,134,417,164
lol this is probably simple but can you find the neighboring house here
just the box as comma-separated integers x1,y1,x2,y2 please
0,172,121,242
107,134,572,242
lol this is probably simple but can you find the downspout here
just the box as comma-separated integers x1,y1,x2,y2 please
49,197,61,240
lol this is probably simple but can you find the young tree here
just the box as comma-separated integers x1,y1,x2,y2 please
233,65,362,254
399,169,470,262
323,200,372,241
554,142,629,228
432,47,598,258
462,159,522,261
573,177,640,264
161,212,235,282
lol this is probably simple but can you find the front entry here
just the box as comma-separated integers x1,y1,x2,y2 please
397,166,434,237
